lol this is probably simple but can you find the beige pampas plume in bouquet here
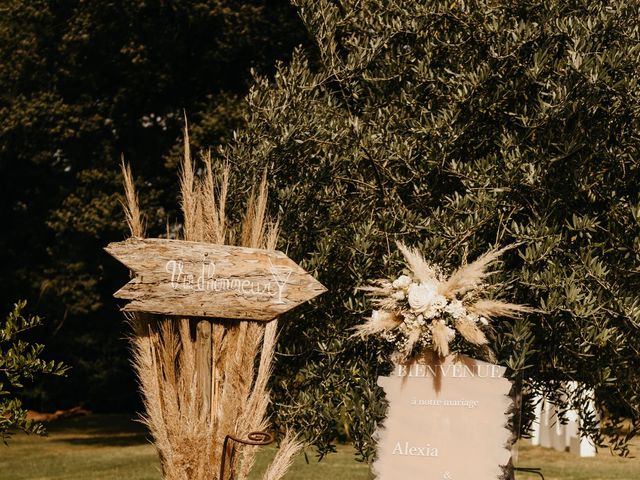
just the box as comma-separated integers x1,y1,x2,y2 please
119,125,302,480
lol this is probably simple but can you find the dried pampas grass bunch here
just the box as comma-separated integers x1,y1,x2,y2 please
120,127,301,480
354,242,534,361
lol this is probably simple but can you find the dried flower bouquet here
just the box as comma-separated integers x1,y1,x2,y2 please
355,242,533,361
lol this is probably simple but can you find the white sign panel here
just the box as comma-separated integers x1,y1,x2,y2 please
373,353,513,480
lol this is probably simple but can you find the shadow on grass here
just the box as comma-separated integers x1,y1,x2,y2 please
52,433,152,447
43,414,153,447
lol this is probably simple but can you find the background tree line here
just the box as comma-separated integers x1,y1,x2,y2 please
1,0,639,459
0,0,308,412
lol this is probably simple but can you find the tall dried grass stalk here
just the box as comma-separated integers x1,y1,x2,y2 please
120,133,299,480
201,150,228,245
262,433,304,480
179,123,199,242
120,158,145,238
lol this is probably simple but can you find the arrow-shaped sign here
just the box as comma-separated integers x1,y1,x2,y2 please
105,238,327,321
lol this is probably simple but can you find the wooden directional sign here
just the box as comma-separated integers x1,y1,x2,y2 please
105,238,327,321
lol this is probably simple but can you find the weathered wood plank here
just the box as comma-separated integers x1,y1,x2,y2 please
105,238,326,321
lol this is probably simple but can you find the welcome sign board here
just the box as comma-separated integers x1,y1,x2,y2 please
373,353,513,480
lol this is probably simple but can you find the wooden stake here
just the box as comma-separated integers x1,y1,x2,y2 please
196,320,212,415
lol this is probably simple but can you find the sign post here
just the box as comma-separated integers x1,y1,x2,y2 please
107,236,327,480
106,237,326,320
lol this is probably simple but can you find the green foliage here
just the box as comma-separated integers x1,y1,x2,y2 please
209,0,640,458
0,301,67,443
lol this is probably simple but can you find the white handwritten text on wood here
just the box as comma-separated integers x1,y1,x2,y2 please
105,238,326,321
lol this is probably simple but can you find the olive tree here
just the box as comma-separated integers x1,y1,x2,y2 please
204,0,640,458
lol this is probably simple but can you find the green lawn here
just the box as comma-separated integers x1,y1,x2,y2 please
514,441,640,480
0,415,638,480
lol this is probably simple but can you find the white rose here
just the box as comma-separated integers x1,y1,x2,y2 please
407,282,438,313
392,275,412,289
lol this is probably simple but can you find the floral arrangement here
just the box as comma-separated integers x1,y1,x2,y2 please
355,242,533,360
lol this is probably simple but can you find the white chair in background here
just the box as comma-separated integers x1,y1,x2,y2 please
526,384,597,457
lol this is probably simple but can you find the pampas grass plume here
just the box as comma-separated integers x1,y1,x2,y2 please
119,130,296,480
351,310,402,338
397,242,439,283
262,434,304,480
430,321,455,357
439,244,518,298
468,299,536,319
454,317,488,345
120,159,145,238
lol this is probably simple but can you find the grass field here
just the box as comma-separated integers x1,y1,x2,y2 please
0,415,638,480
